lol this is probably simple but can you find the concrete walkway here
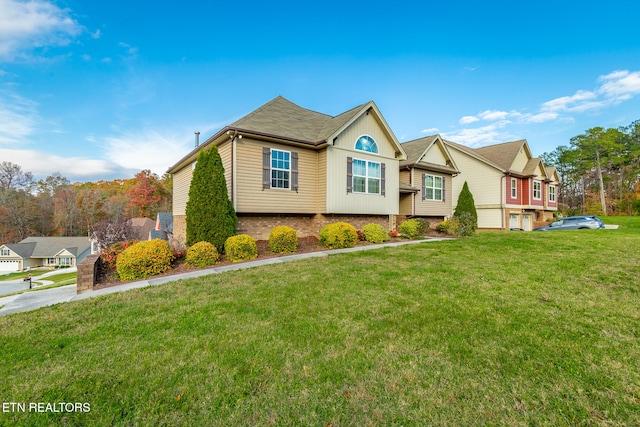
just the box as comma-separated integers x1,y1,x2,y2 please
0,237,451,317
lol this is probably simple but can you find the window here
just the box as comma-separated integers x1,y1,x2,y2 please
423,174,443,201
355,135,378,154
549,186,556,202
353,159,381,194
59,257,72,266
533,181,541,199
270,149,290,189
47,258,56,265
511,178,517,199
1,249,9,256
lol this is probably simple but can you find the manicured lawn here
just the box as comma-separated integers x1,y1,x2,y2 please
1,222,639,426
0,270,48,282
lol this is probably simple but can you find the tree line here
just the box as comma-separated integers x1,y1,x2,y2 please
542,119,640,216
0,162,172,244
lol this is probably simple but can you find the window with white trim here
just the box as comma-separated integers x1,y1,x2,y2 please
47,258,56,265
511,178,517,199
59,257,72,266
270,149,290,189
1,249,9,256
423,174,443,201
533,181,542,200
549,186,556,202
355,135,378,154
353,159,381,194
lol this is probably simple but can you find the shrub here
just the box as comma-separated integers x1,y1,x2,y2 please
116,239,174,281
356,229,366,241
454,181,478,230
437,218,460,235
399,218,421,239
319,222,358,249
100,240,138,270
269,225,298,254
362,223,389,244
417,218,431,235
185,241,219,268
225,234,258,262
456,212,477,237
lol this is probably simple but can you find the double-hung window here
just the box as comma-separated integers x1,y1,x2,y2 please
549,186,556,202
353,159,380,194
1,249,9,256
511,178,517,199
533,181,542,200
271,149,290,189
423,174,443,201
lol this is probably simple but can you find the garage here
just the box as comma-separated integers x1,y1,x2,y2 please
0,259,21,272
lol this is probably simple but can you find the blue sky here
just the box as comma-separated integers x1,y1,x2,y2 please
1,0,640,182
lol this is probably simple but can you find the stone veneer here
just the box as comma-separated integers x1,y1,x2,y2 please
173,213,395,243
77,253,102,294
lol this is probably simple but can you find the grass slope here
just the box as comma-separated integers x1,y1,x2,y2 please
1,223,639,426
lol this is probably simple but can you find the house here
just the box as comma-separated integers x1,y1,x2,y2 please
0,236,93,273
150,212,173,242
398,135,460,225
168,96,407,242
443,139,559,230
128,217,156,241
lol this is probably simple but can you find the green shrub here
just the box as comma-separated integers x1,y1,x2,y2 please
185,241,219,268
362,223,389,244
116,239,174,281
319,222,358,249
399,218,421,239
454,181,478,230
437,218,460,235
455,212,477,237
225,234,258,262
269,226,298,254
417,218,431,235
100,240,138,270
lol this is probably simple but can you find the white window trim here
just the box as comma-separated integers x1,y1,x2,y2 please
1,249,10,256
270,148,291,190
354,134,379,155
424,174,444,201
533,181,542,200
353,158,381,195
511,178,517,199
549,185,556,202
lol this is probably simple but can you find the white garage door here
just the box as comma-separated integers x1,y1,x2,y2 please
0,259,21,272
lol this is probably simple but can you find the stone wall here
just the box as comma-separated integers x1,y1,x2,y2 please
77,254,102,294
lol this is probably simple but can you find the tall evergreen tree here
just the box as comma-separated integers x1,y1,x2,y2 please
186,147,237,250
454,181,478,233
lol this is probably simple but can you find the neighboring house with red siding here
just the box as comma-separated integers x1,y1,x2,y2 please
444,139,559,230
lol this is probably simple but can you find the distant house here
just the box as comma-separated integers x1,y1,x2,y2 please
0,236,93,273
128,218,156,241
399,135,460,225
150,212,173,242
168,96,406,241
444,139,559,230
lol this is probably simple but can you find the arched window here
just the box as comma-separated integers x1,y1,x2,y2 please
355,135,378,154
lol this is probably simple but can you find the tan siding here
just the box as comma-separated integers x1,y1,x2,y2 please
448,147,504,207
332,113,398,158
512,148,529,171
399,193,413,216
235,138,318,213
218,140,232,198
413,169,453,217
317,149,327,212
422,144,448,165
399,170,411,186
172,165,193,216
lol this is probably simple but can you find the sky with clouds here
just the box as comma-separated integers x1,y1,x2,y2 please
1,0,639,182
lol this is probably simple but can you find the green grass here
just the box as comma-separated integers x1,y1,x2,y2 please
32,272,77,288
1,221,639,426
0,270,48,282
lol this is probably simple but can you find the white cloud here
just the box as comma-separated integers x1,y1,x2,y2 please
421,127,439,134
0,0,82,60
597,70,640,101
478,110,511,121
118,42,139,59
521,112,559,123
91,29,101,39
0,90,39,143
0,147,127,180
442,121,513,147
541,90,598,113
459,116,479,125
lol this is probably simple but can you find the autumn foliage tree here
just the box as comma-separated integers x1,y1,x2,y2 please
186,147,237,250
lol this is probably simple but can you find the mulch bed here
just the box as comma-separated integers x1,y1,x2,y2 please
94,232,448,290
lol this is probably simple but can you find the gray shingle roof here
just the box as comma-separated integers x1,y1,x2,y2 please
18,237,91,258
475,140,527,171
400,135,459,174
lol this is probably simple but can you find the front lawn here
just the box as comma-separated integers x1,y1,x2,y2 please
0,222,639,426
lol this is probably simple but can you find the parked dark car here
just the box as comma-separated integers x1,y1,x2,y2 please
533,216,604,231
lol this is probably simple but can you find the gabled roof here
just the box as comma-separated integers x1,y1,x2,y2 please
156,212,173,232
400,134,459,175
18,237,91,258
475,140,530,171
442,139,505,172
128,218,155,241
168,96,406,174
523,157,545,177
3,242,36,258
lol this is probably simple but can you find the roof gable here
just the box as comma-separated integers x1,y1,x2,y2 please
400,134,459,174
475,140,529,171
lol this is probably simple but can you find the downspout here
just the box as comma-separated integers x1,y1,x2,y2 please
501,175,505,230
